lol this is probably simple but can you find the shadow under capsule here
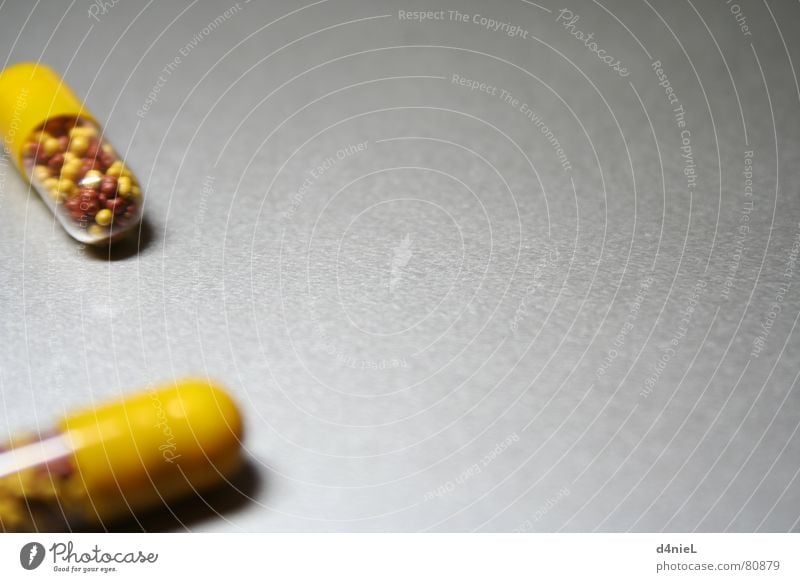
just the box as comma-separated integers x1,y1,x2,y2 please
78,458,264,533
85,216,155,261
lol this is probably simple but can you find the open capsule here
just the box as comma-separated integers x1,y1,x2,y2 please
0,379,244,532
0,63,143,244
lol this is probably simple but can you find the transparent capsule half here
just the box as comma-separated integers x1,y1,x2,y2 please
0,63,143,244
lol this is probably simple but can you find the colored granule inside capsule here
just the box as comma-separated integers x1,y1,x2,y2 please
22,117,142,235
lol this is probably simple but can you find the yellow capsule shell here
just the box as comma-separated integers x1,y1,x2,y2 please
0,63,144,245
0,63,96,168
58,379,243,522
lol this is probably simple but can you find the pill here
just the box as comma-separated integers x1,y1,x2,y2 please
0,63,144,244
95,208,113,226
0,379,244,532
117,175,132,196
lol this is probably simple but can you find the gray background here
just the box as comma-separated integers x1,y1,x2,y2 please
1,0,799,532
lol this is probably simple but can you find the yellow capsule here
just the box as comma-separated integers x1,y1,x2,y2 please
0,63,144,245
0,379,244,532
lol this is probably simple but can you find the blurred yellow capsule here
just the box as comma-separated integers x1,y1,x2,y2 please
0,63,145,245
0,379,244,531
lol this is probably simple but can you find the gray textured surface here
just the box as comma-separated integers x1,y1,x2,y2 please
1,0,799,532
